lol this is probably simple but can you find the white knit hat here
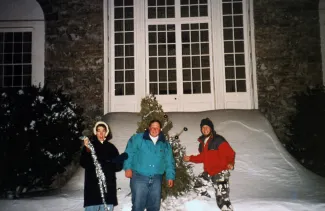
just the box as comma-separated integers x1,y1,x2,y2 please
93,121,110,137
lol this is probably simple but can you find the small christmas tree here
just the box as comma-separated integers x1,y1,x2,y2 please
136,94,194,200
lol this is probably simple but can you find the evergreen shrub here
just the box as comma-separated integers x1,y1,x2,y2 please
286,86,325,177
0,86,84,197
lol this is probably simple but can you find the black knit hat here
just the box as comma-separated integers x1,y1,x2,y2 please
200,118,214,131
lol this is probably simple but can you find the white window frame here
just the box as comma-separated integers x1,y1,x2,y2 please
0,21,45,87
104,0,258,113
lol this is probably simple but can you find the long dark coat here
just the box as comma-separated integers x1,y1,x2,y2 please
80,136,122,207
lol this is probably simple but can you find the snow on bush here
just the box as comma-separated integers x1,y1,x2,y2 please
0,86,85,198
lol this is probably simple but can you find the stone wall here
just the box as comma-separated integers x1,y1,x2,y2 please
43,0,104,126
37,0,324,142
254,0,323,142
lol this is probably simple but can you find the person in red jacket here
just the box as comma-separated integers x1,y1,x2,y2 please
183,118,235,211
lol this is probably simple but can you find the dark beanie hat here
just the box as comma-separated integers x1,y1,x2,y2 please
200,118,214,131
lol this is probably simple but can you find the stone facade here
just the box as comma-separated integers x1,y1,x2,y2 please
40,0,104,126
35,0,323,142
254,0,323,142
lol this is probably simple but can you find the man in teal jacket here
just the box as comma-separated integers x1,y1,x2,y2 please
124,120,175,211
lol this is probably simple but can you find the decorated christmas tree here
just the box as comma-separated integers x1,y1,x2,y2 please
136,94,194,200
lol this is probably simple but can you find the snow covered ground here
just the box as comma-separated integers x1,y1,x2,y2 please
1,110,325,211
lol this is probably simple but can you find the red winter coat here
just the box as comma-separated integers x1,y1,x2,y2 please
189,132,235,176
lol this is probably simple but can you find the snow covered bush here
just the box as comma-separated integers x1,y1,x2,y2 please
0,86,85,198
286,86,325,177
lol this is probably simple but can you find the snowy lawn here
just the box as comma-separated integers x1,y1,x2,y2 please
1,110,325,211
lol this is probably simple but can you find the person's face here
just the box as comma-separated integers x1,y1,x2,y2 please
201,125,211,137
96,126,106,141
149,122,161,137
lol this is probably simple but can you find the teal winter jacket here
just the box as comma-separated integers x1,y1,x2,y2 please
123,130,175,180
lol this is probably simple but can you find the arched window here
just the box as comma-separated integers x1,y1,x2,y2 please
0,0,45,88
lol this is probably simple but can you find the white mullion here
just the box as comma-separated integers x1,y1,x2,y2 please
230,1,238,92
175,23,183,101
245,0,256,109
108,0,115,111
103,0,109,113
249,0,258,109
0,28,31,32
175,0,181,19
146,18,209,25
135,0,146,108
211,0,225,109
242,0,252,105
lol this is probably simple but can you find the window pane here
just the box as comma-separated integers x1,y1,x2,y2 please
191,44,200,55
115,84,124,95
237,80,246,92
125,57,134,69
202,68,210,80
224,54,234,66
223,16,232,27
183,69,191,81
235,54,245,65
224,41,233,53
236,67,246,79
201,43,209,54
115,58,124,69
149,45,157,56
125,83,134,95
159,70,167,81
149,32,157,43
125,70,134,82
202,81,210,93
159,57,166,68
125,7,134,18
183,82,191,94
235,41,244,52
115,8,123,19
115,45,124,56
150,70,158,82
234,16,243,27
167,7,175,18
200,31,208,42
115,71,124,82
234,28,244,39
225,67,235,79
223,3,232,15
157,7,166,18
158,45,166,55
192,69,201,81
125,45,134,56
199,5,208,16
168,57,176,68
159,83,168,94
169,83,177,94
193,82,201,93
148,8,157,19
233,3,243,14
150,83,158,94
149,58,157,68
168,70,176,81
226,80,235,92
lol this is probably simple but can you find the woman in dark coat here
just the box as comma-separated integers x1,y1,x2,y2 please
80,121,123,211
